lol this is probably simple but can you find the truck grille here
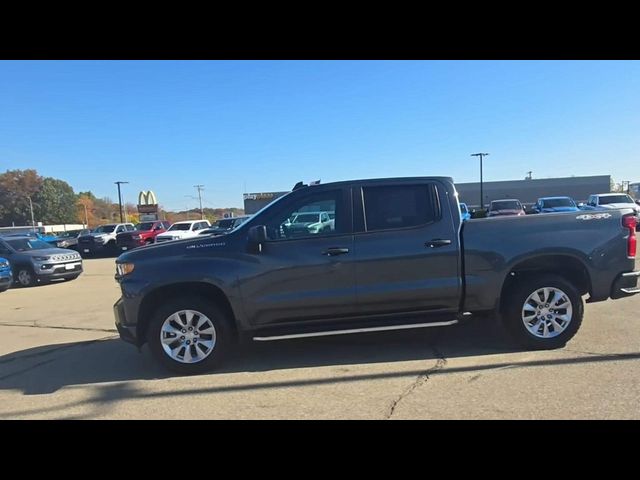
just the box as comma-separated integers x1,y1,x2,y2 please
50,253,81,262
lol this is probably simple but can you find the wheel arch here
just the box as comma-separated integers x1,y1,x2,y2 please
499,254,591,313
137,282,239,344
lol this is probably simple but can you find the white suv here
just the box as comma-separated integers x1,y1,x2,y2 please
155,220,211,243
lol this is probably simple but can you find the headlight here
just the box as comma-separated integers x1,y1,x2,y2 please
0,261,9,268
95,237,105,243
132,234,141,240
32,256,50,261
116,263,135,276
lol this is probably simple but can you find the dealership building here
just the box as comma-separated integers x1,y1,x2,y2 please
243,175,614,213
456,175,612,209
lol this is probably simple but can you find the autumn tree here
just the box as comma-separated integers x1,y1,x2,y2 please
0,169,44,226
32,177,78,224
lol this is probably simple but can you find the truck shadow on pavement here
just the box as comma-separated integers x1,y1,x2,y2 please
0,317,513,395
1,316,639,403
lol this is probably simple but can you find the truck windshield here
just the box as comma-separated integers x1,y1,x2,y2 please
599,195,633,205
292,214,321,223
135,222,155,231
542,198,575,208
491,201,522,210
6,239,51,251
94,225,116,233
168,224,191,231
216,219,236,229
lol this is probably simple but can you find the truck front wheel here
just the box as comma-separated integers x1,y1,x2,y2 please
146,296,233,374
503,274,583,350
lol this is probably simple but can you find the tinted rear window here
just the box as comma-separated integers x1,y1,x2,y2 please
491,201,522,210
363,184,438,232
599,195,633,205
541,198,575,208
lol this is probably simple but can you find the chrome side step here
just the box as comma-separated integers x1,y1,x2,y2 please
252,319,459,341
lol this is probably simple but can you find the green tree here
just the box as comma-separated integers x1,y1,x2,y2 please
0,169,43,226
32,177,78,224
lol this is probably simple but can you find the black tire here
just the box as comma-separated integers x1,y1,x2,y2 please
146,295,234,374
0,287,8,293
15,266,37,287
502,274,583,350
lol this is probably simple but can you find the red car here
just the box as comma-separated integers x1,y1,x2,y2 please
116,220,172,251
487,199,526,217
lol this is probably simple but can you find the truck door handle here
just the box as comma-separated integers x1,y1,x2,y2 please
322,247,350,256
425,239,452,248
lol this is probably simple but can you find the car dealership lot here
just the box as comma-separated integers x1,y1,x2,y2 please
0,257,639,419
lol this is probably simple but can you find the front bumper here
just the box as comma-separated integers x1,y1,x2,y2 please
611,270,640,299
114,297,141,346
78,243,109,254
34,261,83,278
0,273,12,287
116,239,145,251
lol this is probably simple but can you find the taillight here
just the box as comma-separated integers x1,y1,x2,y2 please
623,215,637,258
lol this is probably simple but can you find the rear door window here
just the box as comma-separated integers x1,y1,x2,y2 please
362,184,439,232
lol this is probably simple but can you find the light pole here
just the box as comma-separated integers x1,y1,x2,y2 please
471,153,489,210
27,196,35,232
114,181,129,223
194,185,204,220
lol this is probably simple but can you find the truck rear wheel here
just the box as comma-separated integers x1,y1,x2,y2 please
502,274,583,350
146,296,233,374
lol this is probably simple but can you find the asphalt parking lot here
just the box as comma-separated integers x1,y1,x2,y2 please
0,257,638,419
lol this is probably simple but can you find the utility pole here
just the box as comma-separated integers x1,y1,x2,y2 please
194,185,204,220
526,171,532,180
471,153,489,210
114,181,129,223
83,203,89,228
27,196,35,232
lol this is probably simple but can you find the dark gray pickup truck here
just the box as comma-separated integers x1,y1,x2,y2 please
114,177,639,373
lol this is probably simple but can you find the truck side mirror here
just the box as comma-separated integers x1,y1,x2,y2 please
577,202,585,208
248,225,267,252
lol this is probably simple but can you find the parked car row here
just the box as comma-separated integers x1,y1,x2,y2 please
75,217,248,256
462,192,640,228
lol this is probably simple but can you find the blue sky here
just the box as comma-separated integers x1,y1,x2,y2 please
1,60,638,210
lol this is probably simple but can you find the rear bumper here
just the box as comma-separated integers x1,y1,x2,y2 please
611,270,640,299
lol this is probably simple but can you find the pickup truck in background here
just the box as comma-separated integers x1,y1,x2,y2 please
580,193,640,229
116,220,172,251
78,223,136,256
114,177,639,374
155,220,211,243
199,216,252,237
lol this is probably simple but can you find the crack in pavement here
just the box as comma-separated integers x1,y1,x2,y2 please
0,335,116,365
385,346,447,419
0,322,117,333
0,359,57,381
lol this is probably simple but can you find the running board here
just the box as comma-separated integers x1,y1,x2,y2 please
252,319,459,341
